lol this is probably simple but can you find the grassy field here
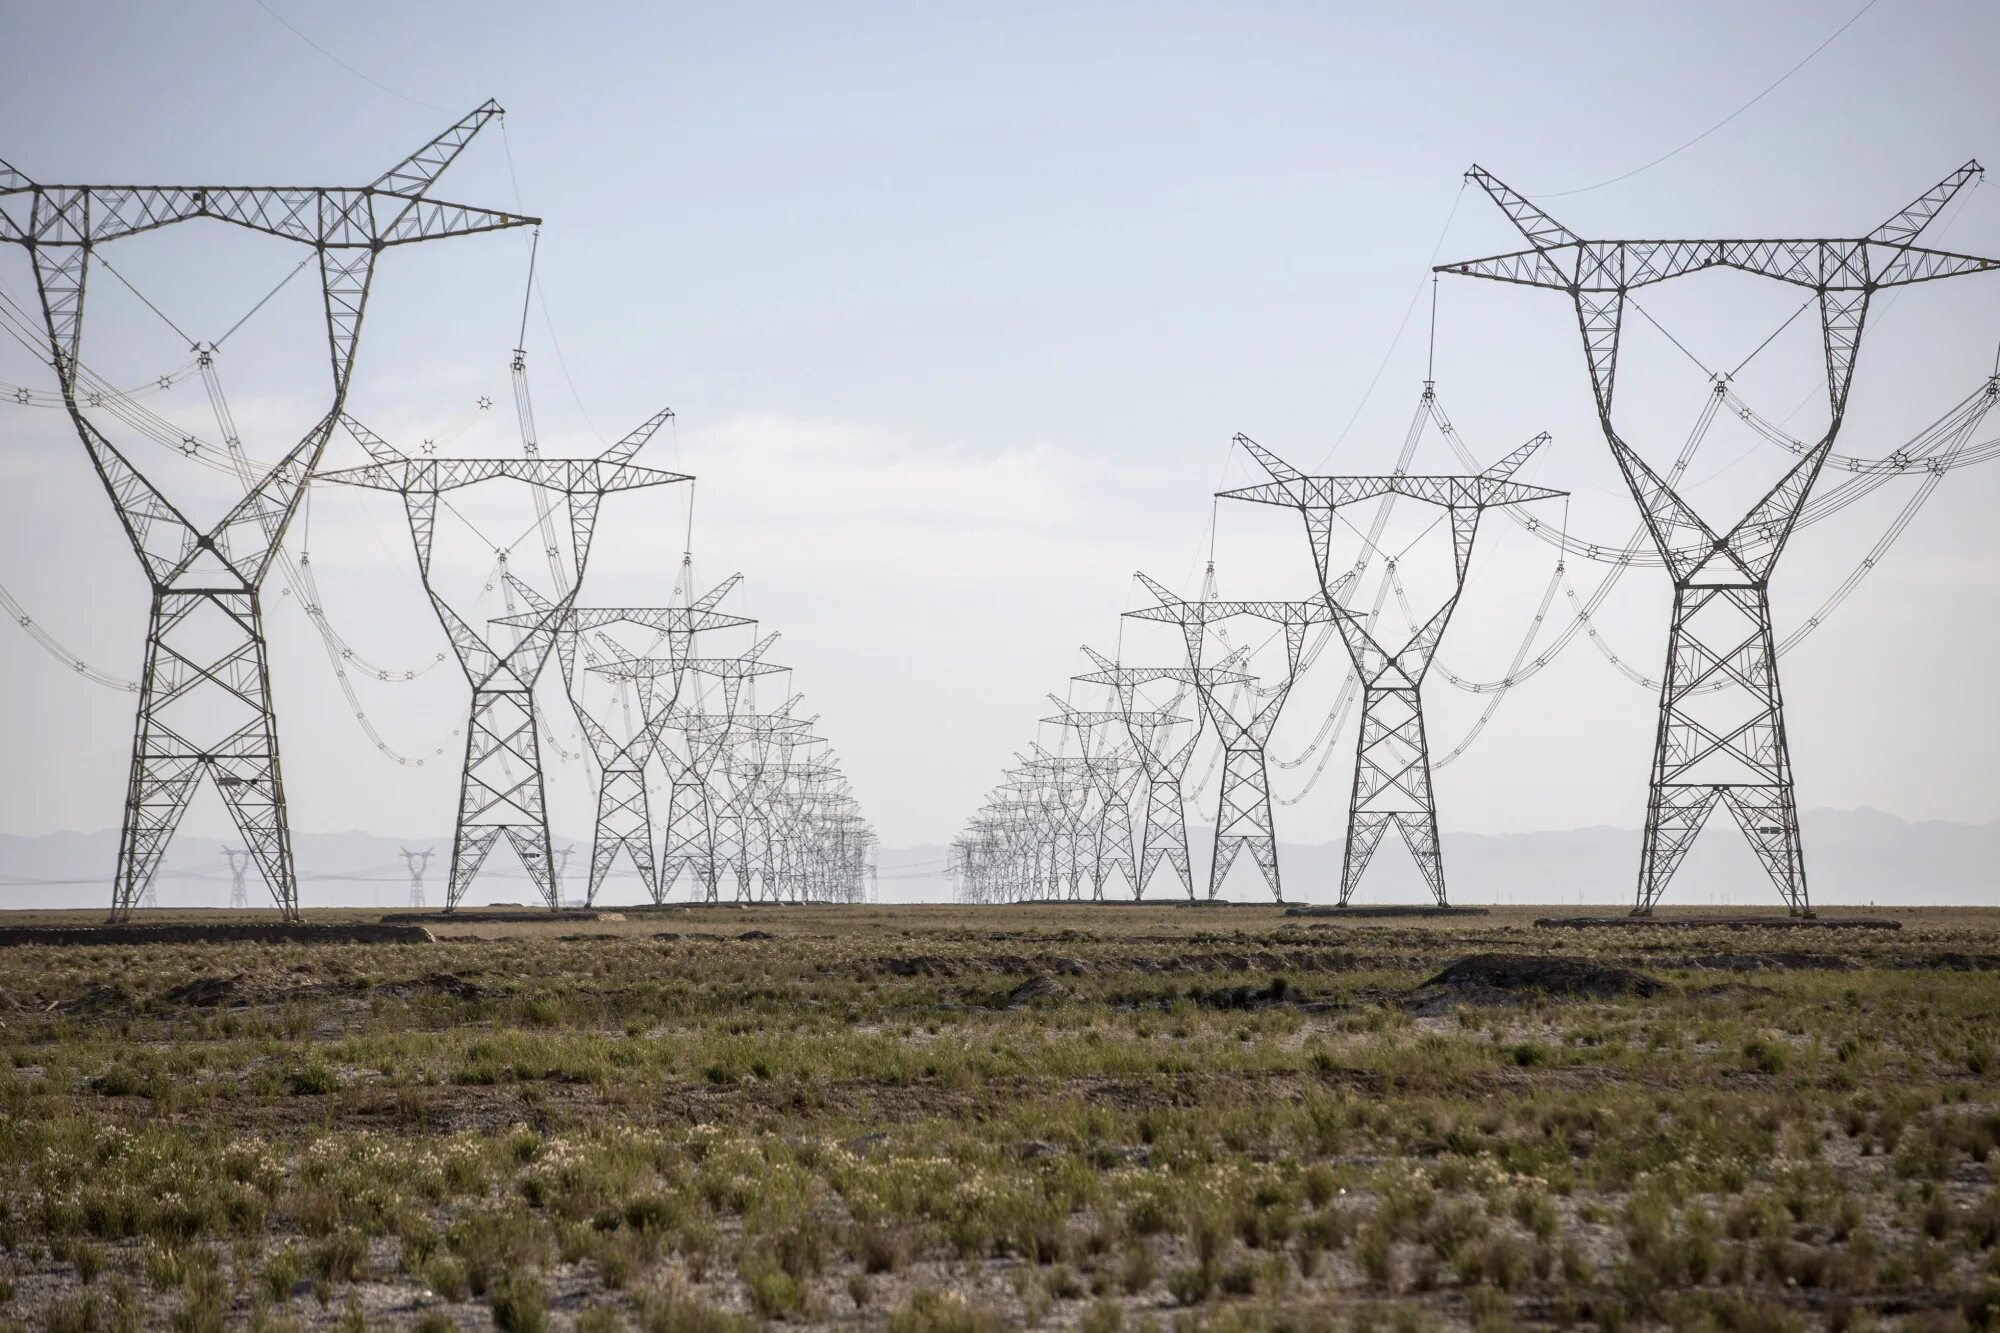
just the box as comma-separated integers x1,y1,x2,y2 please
0,903,1995,1330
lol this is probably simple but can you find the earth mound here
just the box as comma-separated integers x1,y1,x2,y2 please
1408,952,1662,1014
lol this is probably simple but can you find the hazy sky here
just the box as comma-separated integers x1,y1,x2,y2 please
1,0,1998,880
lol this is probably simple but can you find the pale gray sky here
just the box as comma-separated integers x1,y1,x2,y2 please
0,0,1997,868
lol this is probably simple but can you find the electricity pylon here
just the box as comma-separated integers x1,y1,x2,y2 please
1043,696,1147,899
590,634,785,902
1126,574,1336,901
1074,645,1250,899
317,411,688,911
400,847,433,908
1439,161,1998,914
991,772,1058,901
1016,748,1097,899
1221,434,1565,905
705,697,810,900
662,642,787,902
770,751,840,901
493,574,754,905
724,716,822,900
224,847,252,909
0,103,536,921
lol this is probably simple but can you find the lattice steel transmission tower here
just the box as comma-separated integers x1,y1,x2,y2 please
400,847,433,909
0,103,536,920
495,573,753,905
224,846,252,910
1440,161,1997,914
1044,696,1146,899
664,643,787,902
1221,434,1564,905
707,696,810,900
725,714,822,901
1073,645,1247,900
317,411,688,911
589,634,785,902
1126,575,1335,900
1017,747,1098,899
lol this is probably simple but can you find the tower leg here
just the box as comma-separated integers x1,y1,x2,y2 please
588,764,655,905
1212,746,1282,901
1138,770,1194,900
448,687,558,910
113,590,300,922
663,781,718,903
1095,797,1135,900
1339,685,1446,907
1635,584,1807,913
1338,815,1390,907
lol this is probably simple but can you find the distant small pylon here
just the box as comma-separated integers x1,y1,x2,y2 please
224,847,253,909
400,847,434,909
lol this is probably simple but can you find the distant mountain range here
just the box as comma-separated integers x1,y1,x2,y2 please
1,807,1991,910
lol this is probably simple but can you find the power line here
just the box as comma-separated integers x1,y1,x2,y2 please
1531,0,1882,199
247,0,450,113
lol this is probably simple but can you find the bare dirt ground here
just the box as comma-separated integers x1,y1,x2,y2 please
0,902,1995,1330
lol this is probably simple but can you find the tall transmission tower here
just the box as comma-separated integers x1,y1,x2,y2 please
1073,645,1248,900
494,574,755,906
1126,574,1335,901
317,412,689,911
1016,748,1097,899
1221,434,1565,905
706,696,810,900
1439,161,1997,914
723,714,823,901
223,846,253,909
0,103,537,921
1043,697,1145,899
589,635,786,902
661,642,787,902
400,847,433,908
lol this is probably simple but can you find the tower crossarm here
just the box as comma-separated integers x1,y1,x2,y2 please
491,587,752,637
1219,470,1562,514
1041,708,1185,728
322,409,688,590
0,103,535,250
1124,579,1338,630
315,450,689,497
1440,161,1995,420
1073,662,1253,688
1443,163,1992,296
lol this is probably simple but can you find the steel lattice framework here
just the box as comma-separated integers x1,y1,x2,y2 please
400,847,433,909
0,102,537,920
723,718,826,901
1439,161,1998,914
1221,435,1564,905
589,635,786,902
317,412,689,911
1041,700,1145,899
705,698,811,900
1020,747,1102,900
1126,575,1336,900
1072,645,1249,899
223,846,252,910
494,575,754,905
